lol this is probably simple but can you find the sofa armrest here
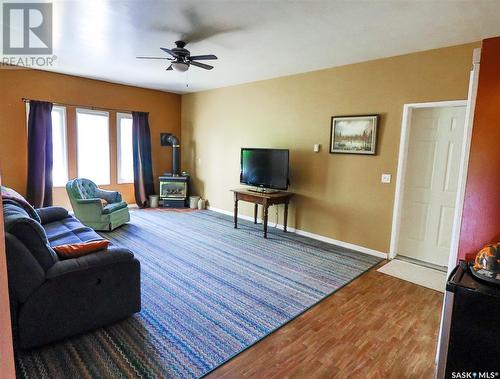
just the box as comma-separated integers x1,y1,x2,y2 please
36,207,69,224
5,234,46,304
95,189,122,204
46,247,134,279
19,250,141,348
5,217,58,270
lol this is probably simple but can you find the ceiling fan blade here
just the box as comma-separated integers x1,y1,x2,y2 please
189,54,218,61
137,56,171,60
160,47,177,57
166,65,173,71
189,61,214,70
149,8,244,44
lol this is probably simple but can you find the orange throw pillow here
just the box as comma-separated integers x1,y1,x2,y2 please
53,240,110,259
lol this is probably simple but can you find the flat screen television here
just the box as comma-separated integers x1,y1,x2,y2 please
240,148,289,191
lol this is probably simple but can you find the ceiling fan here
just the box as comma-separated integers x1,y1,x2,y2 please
137,41,217,72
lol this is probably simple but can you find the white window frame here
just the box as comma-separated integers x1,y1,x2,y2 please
76,108,111,185
116,112,134,184
51,106,69,187
25,103,69,187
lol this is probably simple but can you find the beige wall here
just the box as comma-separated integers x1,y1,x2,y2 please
181,43,478,253
0,68,181,208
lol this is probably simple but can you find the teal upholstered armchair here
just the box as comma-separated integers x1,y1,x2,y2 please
66,178,130,231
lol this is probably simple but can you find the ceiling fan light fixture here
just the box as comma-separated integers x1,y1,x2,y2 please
138,41,217,72
172,62,189,72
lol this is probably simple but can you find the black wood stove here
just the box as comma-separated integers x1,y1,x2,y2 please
159,133,189,207
159,174,189,207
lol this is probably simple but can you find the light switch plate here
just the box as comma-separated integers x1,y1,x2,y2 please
381,174,392,184
313,144,320,153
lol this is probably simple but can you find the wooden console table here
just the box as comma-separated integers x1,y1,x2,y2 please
231,189,293,239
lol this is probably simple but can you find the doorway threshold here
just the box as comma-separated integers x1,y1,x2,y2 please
396,255,447,272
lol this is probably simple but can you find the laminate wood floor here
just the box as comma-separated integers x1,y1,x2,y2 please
207,262,443,379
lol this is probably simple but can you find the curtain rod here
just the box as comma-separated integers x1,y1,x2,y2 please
21,98,146,114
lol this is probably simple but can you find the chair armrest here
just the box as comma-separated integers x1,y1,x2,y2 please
76,198,102,205
95,189,122,204
36,207,69,224
46,247,135,279
74,198,103,219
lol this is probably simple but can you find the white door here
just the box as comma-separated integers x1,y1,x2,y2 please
397,106,466,267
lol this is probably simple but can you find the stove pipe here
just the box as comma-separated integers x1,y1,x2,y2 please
160,133,181,176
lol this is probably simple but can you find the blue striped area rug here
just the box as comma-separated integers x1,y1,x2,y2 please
15,209,381,378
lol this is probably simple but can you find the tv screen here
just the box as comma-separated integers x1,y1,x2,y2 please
240,148,289,190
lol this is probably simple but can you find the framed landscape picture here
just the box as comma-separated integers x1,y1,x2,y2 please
330,115,379,155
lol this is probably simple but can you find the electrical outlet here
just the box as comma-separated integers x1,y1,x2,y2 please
381,174,392,184
313,144,321,153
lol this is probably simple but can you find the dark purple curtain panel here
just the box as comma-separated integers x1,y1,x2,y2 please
26,100,53,208
132,111,155,208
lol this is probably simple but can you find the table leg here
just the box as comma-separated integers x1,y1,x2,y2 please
263,203,269,238
254,203,258,224
234,199,238,228
284,202,289,232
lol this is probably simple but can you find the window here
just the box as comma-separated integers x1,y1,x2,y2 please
76,109,110,185
25,104,68,187
51,106,69,186
117,113,134,183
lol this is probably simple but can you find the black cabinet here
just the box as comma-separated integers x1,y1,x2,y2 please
443,262,500,377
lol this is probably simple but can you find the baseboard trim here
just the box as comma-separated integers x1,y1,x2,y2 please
292,228,387,259
207,206,387,259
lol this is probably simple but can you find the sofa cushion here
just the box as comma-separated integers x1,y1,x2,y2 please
44,216,103,247
3,203,58,271
1,186,41,223
3,201,31,225
102,201,128,214
36,207,69,225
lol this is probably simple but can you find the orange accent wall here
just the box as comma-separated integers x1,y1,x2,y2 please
0,68,181,207
0,175,16,378
458,37,500,259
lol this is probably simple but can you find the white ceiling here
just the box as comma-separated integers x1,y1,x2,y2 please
19,0,500,94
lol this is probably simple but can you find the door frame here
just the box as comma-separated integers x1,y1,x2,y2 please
0,173,16,378
389,100,468,267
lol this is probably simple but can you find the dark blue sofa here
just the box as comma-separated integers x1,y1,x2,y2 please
3,198,141,349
